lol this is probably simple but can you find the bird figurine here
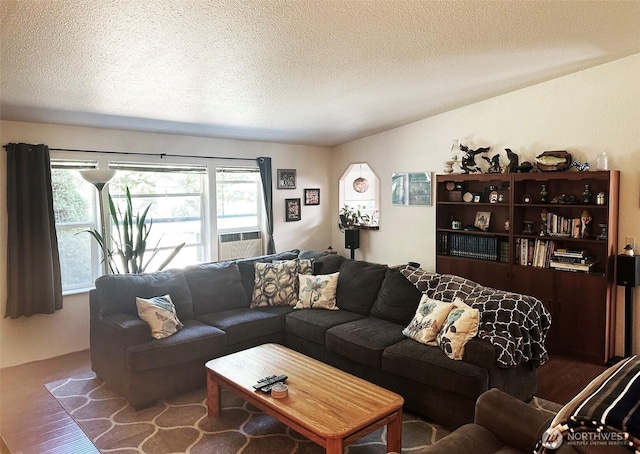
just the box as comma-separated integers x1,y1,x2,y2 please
505,148,519,173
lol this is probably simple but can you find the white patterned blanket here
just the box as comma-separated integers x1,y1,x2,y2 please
401,266,552,368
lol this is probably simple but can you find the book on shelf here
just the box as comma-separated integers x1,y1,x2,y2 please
553,248,590,258
447,232,499,262
549,260,598,273
515,238,559,268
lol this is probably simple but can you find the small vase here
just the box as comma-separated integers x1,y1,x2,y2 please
596,151,609,171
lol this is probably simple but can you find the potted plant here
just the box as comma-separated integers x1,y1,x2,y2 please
338,205,370,231
85,187,185,274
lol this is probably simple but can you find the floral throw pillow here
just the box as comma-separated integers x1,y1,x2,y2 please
436,298,480,360
136,294,184,339
294,272,340,310
251,261,299,308
402,295,455,345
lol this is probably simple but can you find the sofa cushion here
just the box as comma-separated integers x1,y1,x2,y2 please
326,317,406,369
237,249,300,298
371,268,423,325
95,269,194,320
183,262,249,314
136,295,184,339
402,295,457,346
299,249,346,274
437,298,480,360
294,272,340,310
196,308,282,346
381,338,489,399
125,319,226,372
335,260,388,315
285,309,365,345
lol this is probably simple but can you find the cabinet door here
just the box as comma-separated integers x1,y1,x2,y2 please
511,266,558,348
552,272,607,363
437,256,510,290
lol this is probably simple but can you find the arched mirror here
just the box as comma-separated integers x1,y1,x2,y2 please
339,163,380,228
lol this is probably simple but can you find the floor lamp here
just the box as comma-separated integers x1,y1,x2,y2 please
80,169,116,275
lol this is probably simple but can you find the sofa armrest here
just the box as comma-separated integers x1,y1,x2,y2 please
475,388,554,453
96,312,151,346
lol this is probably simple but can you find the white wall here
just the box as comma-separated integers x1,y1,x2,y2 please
0,121,333,368
332,53,640,357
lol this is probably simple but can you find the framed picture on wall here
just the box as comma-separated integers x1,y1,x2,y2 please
304,188,320,205
285,198,301,222
391,172,432,206
277,169,297,189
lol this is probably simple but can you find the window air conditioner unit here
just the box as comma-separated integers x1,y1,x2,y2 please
218,231,263,261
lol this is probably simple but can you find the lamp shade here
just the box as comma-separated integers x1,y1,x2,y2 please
80,169,116,185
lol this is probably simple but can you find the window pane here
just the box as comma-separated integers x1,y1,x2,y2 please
51,169,93,224
108,169,205,272
217,169,260,231
57,226,94,288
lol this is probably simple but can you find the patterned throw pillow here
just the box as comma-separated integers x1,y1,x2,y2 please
436,298,480,360
273,258,314,292
136,294,184,339
402,295,455,345
251,260,301,308
294,272,340,310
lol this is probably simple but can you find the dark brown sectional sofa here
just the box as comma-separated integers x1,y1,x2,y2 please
89,249,549,429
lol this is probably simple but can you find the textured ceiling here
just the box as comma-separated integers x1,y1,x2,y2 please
1,1,640,147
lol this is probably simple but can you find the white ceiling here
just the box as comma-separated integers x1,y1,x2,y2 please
2,1,640,147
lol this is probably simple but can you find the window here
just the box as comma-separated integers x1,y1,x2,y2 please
52,159,207,291
339,163,380,226
52,162,100,290
108,163,206,271
216,167,261,232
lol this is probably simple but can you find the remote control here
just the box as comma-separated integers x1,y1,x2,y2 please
253,374,287,392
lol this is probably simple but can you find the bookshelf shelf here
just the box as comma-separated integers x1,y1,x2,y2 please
436,171,619,364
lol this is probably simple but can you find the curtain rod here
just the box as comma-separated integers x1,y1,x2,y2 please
3,144,255,162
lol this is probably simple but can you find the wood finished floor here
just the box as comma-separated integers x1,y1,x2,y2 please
0,350,607,454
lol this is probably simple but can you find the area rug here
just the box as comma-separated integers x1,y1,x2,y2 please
45,372,451,453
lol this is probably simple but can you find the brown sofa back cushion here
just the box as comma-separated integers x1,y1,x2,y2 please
336,259,387,315
95,269,194,320
370,268,423,325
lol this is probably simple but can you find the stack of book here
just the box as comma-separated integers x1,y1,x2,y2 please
549,249,598,273
516,238,557,268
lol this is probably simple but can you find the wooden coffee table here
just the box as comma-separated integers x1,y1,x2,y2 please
206,343,404,453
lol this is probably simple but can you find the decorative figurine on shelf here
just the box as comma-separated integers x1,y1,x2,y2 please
540,209,548,236
458,143,489,173
505,148,519,173
522,220,535,234
539,184,549,203
580,210,592,238
482,154,502,173
504,218,510,232
623,244,635,256
597,223,608,240
582,184,593,204
570,160,590,172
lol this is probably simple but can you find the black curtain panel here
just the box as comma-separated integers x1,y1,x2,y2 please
5,143,63,318
257,157,276,254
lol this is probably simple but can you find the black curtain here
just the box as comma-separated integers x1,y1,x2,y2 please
5,143,63,318
257,157,276,254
